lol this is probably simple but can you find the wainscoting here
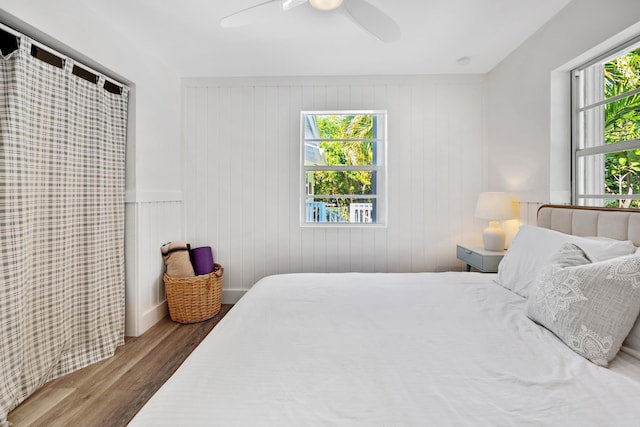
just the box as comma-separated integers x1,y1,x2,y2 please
122,196,545,335
182,75,490,300
125,196,183,336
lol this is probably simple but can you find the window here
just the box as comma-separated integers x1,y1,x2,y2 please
301,111,386,226
572,38,640,208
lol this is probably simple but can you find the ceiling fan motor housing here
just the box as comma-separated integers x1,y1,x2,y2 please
308,0,344,11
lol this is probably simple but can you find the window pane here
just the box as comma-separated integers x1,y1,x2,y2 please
304,114,320,140
604,46,640,100
303,113,380,166
577,149,640,208
581,46,640,107
303,140,376,166
581,66,604,107
577,107,605,150
304,141,326,166
318,140,375,166
604,93,640,144
315,114,375,140
304,197,376,224
306,171,376,196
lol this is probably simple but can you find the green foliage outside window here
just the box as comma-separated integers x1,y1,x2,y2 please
604,47,640,208
312,114,375,219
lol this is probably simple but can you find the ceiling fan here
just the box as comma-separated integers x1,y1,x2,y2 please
220,0,401,43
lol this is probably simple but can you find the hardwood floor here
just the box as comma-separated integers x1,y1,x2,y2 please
7,305,233,427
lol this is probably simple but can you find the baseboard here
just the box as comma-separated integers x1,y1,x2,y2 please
138,301,168,336
222,289,247,304
129,291,244,336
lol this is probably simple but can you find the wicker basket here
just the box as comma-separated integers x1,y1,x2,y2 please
163,264,223,324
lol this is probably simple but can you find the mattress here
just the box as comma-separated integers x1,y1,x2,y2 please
130,272,640,426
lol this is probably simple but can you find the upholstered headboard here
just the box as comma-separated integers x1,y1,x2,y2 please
537,205,640,247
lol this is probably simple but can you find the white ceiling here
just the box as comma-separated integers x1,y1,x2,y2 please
83,0,572,77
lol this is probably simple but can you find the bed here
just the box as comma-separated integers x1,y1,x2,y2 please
130,205,640,426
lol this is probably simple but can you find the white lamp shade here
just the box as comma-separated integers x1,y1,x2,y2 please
474,192,514,220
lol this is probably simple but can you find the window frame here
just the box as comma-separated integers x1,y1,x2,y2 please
300,110,388,228
572,35,640,207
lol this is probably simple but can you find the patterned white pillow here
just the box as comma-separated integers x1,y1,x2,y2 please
526,243,640,367
495,225,636,299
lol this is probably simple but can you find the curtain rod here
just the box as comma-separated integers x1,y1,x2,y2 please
0,21,126,89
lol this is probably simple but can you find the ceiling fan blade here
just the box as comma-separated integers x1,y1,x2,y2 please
342,0,400,43
220,0,283,28
282,0,308,11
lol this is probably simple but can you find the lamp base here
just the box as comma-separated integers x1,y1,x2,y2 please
483,220,505,251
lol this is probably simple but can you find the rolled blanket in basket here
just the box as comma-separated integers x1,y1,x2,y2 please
161,241,195,277
191,246,215,275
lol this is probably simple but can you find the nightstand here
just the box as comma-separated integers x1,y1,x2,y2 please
456,244,506,273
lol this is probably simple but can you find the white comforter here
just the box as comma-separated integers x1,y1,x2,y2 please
130,273,640,426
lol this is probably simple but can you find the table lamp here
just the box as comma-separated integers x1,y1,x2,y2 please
475,192,514,251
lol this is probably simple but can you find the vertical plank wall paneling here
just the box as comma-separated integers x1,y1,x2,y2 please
125,200,183,336
518,201,546,225
182,76,490,300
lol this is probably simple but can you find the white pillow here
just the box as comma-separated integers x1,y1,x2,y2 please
526,243,640,366
495,225,636,298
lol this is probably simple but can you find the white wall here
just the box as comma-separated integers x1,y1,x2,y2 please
183,75,488,300
487,0,640,204
0,3,183,335
10,0,634,332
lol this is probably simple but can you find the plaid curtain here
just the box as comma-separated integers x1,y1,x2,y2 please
0,36,128,425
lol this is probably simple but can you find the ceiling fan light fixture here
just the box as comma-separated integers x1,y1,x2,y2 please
309,0,343,11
